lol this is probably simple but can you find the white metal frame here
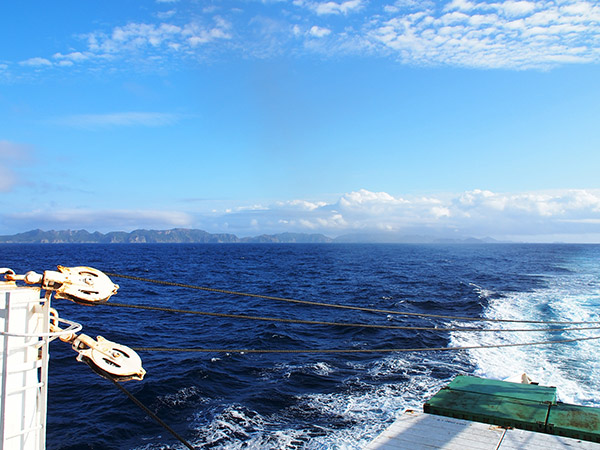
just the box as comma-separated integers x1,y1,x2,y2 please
0,285,50,450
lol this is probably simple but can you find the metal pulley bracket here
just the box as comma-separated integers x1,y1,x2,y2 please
72,334,146,382
49,308,145,381
43,266,119,305
2,265,119,305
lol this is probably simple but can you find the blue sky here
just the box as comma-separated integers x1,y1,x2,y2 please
1,0,600,241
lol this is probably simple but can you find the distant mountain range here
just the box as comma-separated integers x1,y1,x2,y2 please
0,228,501,244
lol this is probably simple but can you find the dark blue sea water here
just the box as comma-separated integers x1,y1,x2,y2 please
2,244,600,449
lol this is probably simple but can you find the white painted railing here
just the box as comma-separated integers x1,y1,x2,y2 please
0,284,49,450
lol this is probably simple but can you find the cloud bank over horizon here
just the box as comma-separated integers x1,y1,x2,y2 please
3,189,600,243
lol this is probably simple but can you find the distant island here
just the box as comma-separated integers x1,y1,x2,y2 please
0,228,501,244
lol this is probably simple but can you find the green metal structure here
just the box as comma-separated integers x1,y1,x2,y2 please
424,375,600,443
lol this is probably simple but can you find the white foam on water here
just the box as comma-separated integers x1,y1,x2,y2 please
451,258,600,406
140,250,600,449
288,372,447,449
155,386,203,408
257,361,339,382
168,354,456,450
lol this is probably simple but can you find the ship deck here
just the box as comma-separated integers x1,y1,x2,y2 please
366,410,600,450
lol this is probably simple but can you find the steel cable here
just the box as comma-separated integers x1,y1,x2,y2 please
131,334,600,354
104,272,600,325
108,377,196,450
101,301,600,334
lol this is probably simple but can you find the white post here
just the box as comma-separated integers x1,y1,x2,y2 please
0,283,49,450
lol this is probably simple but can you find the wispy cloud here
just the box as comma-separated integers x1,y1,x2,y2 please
53,112,181,128
85,17,231,57
19,57,52,67
10,17,233,75
53,51,91,65
7,1,600,73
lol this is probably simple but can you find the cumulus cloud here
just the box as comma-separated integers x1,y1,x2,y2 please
313,0,365,15
274,199,328,210
3,188,600,241
53,112,181,128
203,189,600,241
309,25,332,37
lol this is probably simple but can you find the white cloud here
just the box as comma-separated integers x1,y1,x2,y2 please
338,189,407,208
54,112,181,128
313,0,364,15
367,0,600,68
185,18,232,46
9,0,600,72
309,25,332,37
19,57,52,67
445,0,477,12
275,199,328,210
201,189,600,241
499,1,536,17
3,188,600,241
157,10,176,19
453,189,600,218
295,0,364,15
83,17,231,60
53,51,90,63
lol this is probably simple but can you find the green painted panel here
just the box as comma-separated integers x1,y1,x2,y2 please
547,403,600,443
424,388,549,432
424,376,600,443
447,375,557,404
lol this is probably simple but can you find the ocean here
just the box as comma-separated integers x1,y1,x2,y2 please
2,243,600,449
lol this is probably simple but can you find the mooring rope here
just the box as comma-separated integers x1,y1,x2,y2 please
104,272,600,325
132,334,600,354
108,377,196,450
101,301,600,334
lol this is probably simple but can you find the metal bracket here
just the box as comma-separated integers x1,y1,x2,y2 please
43,266,119,305
72,334,146,382
3,266,119,305
49,309,145,381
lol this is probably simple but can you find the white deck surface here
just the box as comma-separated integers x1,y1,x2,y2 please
365,410,600,450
